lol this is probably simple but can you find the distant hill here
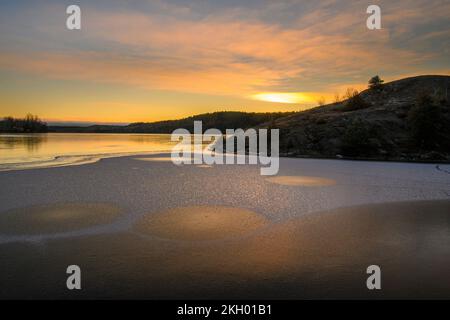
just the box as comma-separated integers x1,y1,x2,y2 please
48,111,294,133
262,75,450,161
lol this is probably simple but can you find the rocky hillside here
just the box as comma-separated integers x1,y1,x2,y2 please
266,75,450,161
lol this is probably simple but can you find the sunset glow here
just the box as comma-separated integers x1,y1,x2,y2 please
253,93,320,104
0,1,448,123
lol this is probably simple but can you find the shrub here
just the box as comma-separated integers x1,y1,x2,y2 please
317,96,326,106
407,94,442,149
334,93,342,103
341,89,371,112
340,119,374,156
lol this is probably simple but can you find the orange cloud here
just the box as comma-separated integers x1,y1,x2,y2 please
0,3,446,100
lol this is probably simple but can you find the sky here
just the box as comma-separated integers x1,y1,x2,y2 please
0,0,449,124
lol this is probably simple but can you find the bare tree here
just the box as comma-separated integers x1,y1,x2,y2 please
344,88,359,100
334,93,341,103
317,96,326,106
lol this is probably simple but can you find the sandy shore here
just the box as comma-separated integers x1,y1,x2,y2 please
0,154,449,299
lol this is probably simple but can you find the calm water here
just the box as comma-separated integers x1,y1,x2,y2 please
0,133,179,171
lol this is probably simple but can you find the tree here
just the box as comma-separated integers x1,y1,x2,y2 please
341,88,371,111
317,96,326,106
0,114,47,133
1,117,15,132
334,93,341,103
344,88,358,100
368,75,384,89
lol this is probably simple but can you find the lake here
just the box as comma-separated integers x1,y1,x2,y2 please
0,133,178,171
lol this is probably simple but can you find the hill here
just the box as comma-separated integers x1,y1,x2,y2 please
264,75,450,161
48,111,294,133
5,75,450,162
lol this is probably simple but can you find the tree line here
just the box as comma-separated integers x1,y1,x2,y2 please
0,114,48,133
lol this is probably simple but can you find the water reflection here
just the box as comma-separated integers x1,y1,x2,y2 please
0,133,179,169
0,134,47,152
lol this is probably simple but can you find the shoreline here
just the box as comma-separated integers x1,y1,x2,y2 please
2,132,450,173
0,151,176,172
279,153,450,165
1,150,450,173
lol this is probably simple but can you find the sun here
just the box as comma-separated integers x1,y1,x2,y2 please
252,92,312,104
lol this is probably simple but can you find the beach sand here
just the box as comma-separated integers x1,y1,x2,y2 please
0,155,449,299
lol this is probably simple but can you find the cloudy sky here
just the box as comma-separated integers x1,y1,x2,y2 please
0,0,448,123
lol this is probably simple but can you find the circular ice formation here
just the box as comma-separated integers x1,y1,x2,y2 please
265,175,336,186
135,206,269,241
0,203,122,236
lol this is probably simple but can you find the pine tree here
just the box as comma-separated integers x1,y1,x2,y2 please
368,75,384,89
